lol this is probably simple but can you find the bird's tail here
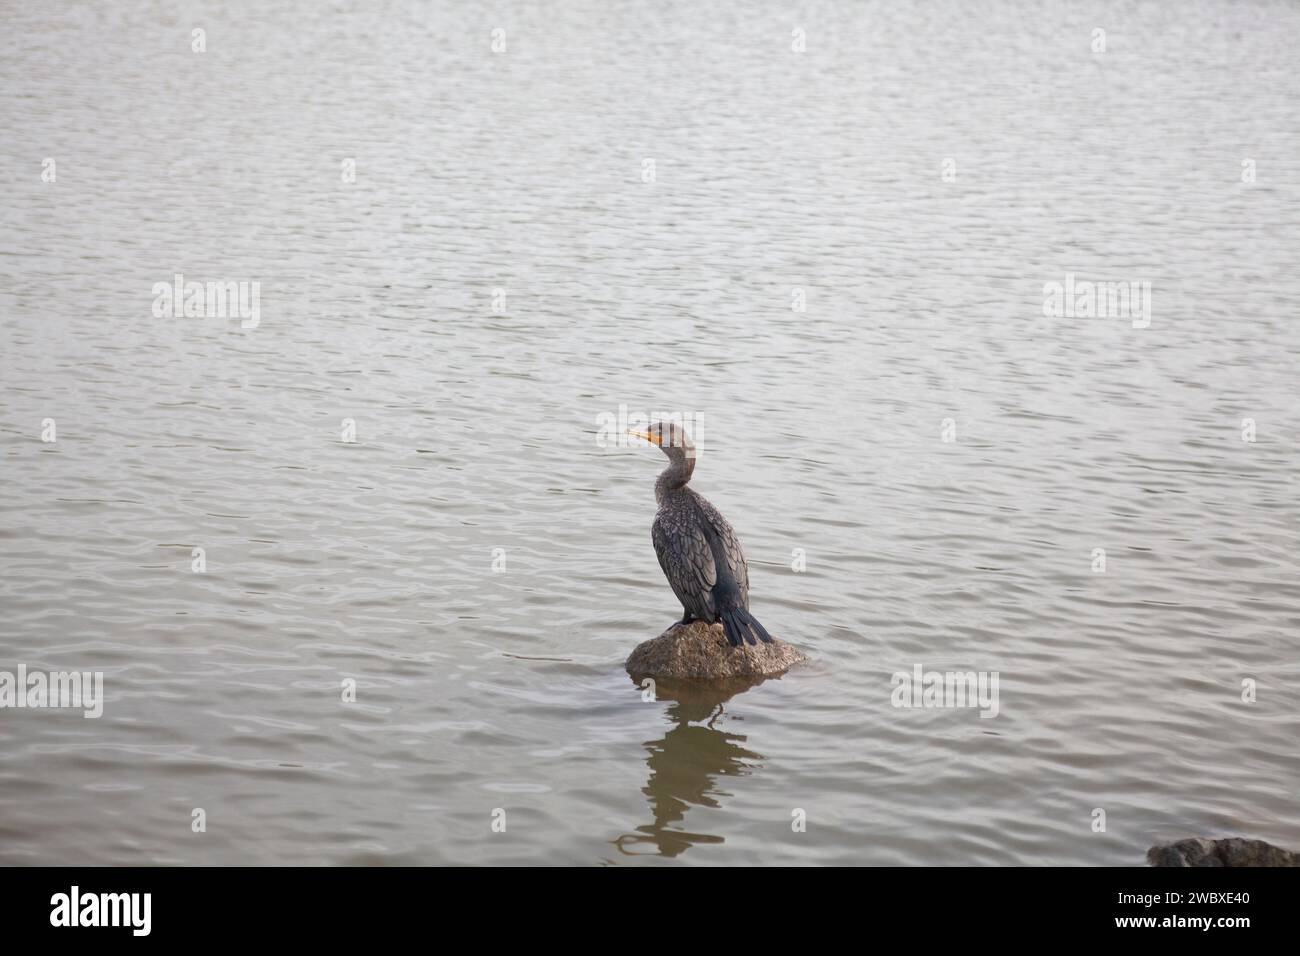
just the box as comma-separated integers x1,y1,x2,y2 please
719,606,774,647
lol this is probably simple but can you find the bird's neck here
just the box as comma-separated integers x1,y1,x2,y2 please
655,454,695,503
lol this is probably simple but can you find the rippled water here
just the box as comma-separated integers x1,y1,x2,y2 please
2,1,1299,866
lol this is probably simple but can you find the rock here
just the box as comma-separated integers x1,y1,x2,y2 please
1147,837,1300,867
625,620,806,682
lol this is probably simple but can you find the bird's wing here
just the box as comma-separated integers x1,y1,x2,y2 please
689,492,749,605
652,513,717,620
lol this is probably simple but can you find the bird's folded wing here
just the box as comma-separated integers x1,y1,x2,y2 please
652,516,717,616
691,495,749,599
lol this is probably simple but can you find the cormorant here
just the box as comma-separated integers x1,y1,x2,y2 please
629,422,774,647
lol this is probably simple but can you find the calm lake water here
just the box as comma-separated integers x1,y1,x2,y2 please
2,1,1298,866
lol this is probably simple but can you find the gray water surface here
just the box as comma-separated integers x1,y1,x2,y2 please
1,1,1299,865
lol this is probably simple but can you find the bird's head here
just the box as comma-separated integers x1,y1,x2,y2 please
629,421,695,459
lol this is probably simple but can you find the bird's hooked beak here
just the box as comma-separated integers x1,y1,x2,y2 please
628,429,662,446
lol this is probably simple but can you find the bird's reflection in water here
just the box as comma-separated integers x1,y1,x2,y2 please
613,676,767,858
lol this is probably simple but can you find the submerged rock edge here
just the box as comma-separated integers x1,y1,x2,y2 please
1147,837,1300,867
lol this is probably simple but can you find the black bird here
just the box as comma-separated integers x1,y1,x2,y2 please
630,422,774,647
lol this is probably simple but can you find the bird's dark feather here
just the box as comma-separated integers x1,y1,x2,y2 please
650,487,749,625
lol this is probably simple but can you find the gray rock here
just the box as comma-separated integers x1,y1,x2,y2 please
1147,837,1300,867
625,620,806,682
